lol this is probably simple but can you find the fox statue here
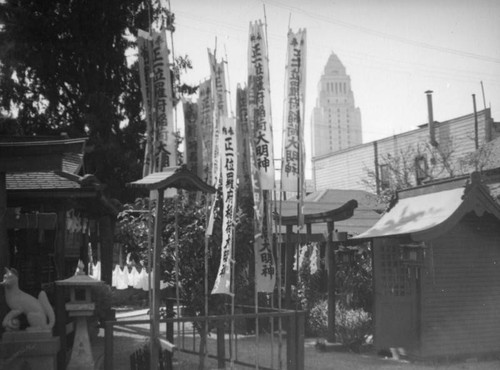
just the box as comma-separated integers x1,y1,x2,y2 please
1,267,55,331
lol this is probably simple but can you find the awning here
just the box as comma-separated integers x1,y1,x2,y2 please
354,187,464,239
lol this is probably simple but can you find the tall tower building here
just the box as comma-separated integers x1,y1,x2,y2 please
311,53,362,157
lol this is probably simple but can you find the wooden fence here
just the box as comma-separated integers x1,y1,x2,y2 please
104,309,305,370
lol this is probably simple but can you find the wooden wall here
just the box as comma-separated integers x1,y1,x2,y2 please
313,109,493,192
420,212,500,358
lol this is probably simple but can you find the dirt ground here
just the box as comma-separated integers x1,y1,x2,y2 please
91,310,500,370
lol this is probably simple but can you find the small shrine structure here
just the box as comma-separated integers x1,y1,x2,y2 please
354,172,500,359
276,189,382,343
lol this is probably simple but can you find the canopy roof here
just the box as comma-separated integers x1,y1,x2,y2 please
354,172,500,241
128,165,216,193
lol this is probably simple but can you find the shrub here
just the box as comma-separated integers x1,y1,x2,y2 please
335,304,372,350
307,299,328,337
307,299,372,350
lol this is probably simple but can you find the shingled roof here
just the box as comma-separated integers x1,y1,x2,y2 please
7,171,81,190
7,152,84,191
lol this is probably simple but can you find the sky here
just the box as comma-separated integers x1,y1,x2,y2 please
169,0,500,175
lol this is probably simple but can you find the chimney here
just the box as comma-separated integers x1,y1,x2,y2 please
425,90,438,147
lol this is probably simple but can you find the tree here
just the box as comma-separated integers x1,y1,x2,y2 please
116,190,254,367
116,190,254,309
0,0,190,201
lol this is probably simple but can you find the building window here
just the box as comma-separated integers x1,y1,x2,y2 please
415,155,428,185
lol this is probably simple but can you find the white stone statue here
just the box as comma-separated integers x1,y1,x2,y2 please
1,267,55,331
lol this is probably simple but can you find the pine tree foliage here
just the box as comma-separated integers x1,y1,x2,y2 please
0,0,192,201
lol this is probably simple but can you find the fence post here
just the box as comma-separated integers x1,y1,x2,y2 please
216,319,225,369
104,321,113,370
296,311,305,370
286,313,297,370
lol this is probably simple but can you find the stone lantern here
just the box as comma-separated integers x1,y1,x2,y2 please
56,260,104,370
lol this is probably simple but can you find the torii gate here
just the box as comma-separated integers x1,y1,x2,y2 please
278,199,358,343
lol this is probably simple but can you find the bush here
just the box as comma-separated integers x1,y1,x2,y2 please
307,299,328,337
307,300,372,350
336,304,372,350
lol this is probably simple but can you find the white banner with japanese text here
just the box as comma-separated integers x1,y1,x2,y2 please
151,30,177,170
236,84,252,198
138,30,154,176
281,29,306,193
212,117,238,295
248,21,275,190
254,189,276,293
197,79,213,183
183,101,202,177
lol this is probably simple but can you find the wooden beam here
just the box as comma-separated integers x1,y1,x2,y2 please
0,173,9,336
55,209,66,280
5,209,57,230
327,221,336,343
151,188,164,370
284,224,294,309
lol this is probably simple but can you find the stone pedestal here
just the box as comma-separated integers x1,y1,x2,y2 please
0,331,59,370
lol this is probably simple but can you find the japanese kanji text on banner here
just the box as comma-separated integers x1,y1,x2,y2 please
212,117,238,295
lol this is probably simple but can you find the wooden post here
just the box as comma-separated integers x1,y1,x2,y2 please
284,224,293,308
151,188,164,370
327,221,336,343
99,215,114,286
55,283,66,370
165,296,174,370
286,312,297,370
0,173,9,335
55,209,66,279
104,321,114,370
216,320,225,369
296,310,305,370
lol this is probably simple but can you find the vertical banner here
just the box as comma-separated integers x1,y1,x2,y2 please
281,29,307,193
151,30,177,170
208,49,229,187
138,30,154,176
206,50,228,236
254,189,276,293
236,84,252,198
212,117,238,295
248,21,275,190
197,79,213,183
183,101,202,177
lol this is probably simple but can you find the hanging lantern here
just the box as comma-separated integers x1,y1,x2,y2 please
336,246,356,266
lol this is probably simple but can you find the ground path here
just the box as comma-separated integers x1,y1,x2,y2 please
90,309,500,369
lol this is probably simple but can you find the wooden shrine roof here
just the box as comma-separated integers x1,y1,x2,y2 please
354,172,500,241
128,165,216,193
0,136,86,172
